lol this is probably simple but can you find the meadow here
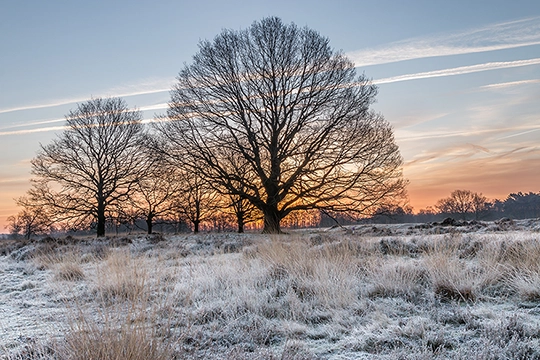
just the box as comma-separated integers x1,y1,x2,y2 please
2,219,540,359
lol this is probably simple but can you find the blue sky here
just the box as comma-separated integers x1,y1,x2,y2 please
1,0,540,228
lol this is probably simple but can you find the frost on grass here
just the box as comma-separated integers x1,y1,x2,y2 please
2,221,540,358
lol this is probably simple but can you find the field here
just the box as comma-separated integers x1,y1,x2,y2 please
2,219,540,359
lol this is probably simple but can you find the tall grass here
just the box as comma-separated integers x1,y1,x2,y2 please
6,230,540,359
94,249,148,303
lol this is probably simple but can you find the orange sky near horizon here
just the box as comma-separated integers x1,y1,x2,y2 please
1,2,540,233
1,153,538,231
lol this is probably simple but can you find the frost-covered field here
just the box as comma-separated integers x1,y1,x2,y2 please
2,219,540,359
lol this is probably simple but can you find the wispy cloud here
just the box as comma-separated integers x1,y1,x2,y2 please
0,118,65,131
495,127,540,140
397,122,540,143
0,78,173,115
0,126,67,136
348,17,540,67
373,58,540,85
480,79,540,89
0,103,169,135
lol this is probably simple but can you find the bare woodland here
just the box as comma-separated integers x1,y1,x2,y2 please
2,16,540,360
8,17,406,237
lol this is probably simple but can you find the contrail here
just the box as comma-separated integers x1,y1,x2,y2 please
480,79,540,89
348,16,540,67
0,103,168,134
0,80,172,115
373,58,540,85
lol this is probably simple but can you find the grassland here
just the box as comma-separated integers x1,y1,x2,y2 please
2,219,540,359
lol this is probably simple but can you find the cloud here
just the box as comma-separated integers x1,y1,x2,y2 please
139,103,168,112
404,143,540,211
0,118,65,131
0,126,67,136
348,17,540,67
480,79,540,89
373,58,540,85
0,103,169,135
396,121,540,145
495,127,540,140
0,78,173,115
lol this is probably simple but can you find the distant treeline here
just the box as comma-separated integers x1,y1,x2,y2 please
369,190,540,224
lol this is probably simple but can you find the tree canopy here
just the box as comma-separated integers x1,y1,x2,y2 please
156,17,406,233
28,97,147,237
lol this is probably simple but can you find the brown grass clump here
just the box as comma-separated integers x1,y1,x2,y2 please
256,237,362,309
425,254,479,302
367,259,427,301
54,261,85,281
507,270,540,301
62,312,172,360
94,249,147,303
32,249,86,282
59,246,174,360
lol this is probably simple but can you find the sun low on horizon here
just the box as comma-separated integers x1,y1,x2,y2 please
1,0,540,231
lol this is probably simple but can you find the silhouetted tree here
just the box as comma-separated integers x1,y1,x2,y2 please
173,168,219,234
416,206,439,223
28,97,147,237
504,192,540,219
371,204,414,224
436,190,489,220
6,198,50,239
125,154,182,234
156,17,406,233
227,193,261,233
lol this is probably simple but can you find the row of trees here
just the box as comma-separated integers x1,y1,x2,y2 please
5,17,407,239
371,190,540,224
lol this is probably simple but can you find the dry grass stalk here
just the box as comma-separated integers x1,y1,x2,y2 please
62,308,172,360
367,259,427,301
95,249,148,303
424,253,479,302
256,238,362,308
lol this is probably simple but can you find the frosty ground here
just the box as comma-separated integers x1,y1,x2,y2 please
2,219,540,359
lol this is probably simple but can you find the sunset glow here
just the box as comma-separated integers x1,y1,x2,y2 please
1,1,539,231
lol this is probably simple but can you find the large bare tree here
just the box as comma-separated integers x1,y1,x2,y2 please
156,17,406,233
29,97,147,237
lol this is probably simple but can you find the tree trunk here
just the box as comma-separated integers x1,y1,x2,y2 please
262,208,282,234
193,220,200,234
97,201,106,237
146,214,154,235
237,213,245,234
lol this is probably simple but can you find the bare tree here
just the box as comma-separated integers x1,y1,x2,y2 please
29,97,147,237
6,198,50,239
227,193,260,233
156,17,406,233
173,168,219,234
436,190,489,220
127,165,182,234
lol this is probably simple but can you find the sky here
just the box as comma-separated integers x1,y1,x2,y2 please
1,0,540,230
